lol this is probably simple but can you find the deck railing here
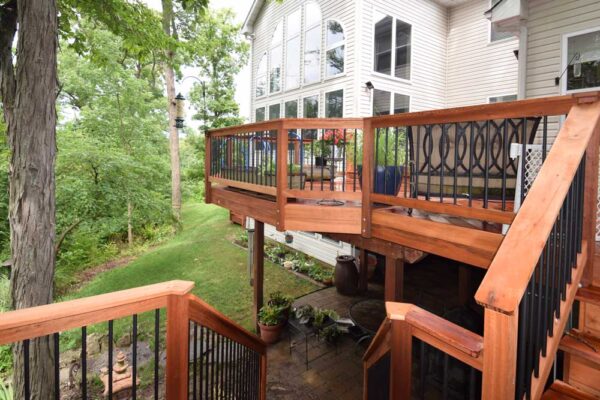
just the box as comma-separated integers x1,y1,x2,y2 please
0,281,267,400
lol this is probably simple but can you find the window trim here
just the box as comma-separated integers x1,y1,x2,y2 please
372,13,413,82
325,19,346,78
561,25,600,94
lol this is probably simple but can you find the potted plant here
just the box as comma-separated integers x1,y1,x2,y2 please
313,308,339,330
294,304,314,325
268,291,294,321
258,304,285,344
318,325,342,345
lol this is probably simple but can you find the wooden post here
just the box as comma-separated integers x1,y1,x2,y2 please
165,294,190,400
359,248,369,293
390,319,412,400
253,221,265,332
276,122,288,231
205,132,212,204
361,119,373,238
385,256,404,302
481,308,519,400
294,139,300,164
582,119,600,286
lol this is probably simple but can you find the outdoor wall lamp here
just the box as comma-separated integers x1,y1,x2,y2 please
175,93,186,128
365,81,375,90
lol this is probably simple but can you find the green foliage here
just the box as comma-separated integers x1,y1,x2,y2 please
185,9,250,130
0,275,9,312
258,304,283,326
0,345,11,382
180,131,205,200
267,291,294,311
0,380,12,400
313,308,339,328
318,325,342,344
294,304,314,325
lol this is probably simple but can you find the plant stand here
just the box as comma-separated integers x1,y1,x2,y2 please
287,317,338,370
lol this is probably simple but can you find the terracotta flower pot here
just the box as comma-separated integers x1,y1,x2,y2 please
258,322,284,344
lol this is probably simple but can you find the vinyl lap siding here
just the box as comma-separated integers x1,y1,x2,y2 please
446,0,519,107
358,0,448,115
526,0,600,99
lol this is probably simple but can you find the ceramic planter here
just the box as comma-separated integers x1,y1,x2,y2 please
258,322,284,344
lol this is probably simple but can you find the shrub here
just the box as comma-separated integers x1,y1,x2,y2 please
0,381,13,400
0,275,9,312
258,304,283,326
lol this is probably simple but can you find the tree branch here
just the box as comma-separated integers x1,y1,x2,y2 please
55,218,83,255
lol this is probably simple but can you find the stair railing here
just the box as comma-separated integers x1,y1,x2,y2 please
475,95,600,399
0,281,267,400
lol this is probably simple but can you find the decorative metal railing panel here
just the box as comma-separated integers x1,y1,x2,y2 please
188,322,260,400
515,157,585,399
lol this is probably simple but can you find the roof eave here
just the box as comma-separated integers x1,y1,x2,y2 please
242,0,265,35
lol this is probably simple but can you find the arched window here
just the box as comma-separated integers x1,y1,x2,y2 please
326,20,345,77
285,9,301,90
269,21,283,93
303,2,321,85
256,53,267,97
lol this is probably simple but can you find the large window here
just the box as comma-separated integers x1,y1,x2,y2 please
303,95,319,118
255,107,266,122
325,90,343,118
373,89,409,116
564,27,600,92
256,54,267,97
285,10,301,90
374,14,411,80
489,0,517,42
326,21,345,77
304,2,322,85
285,100,298,118
270,22,283,93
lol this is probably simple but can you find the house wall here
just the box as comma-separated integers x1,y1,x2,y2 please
357,0,448,115
525,0,600,99
445,0,520,107
250,0,357,120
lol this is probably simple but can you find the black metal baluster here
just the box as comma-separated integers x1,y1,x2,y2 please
426,126,432,200
108,320,114,400
542,241,551,357
331,128,336,192
484,120,491,208
320,130,325,191
220,334,225,398
132,314,137,400
468,122,475,206
193,323,198,400
419,341,426,399
404,126,409,199
54,332,60,400
154,310,159,400
375,129,380,194
469,368,477,400
353,130,358,192
342,129,347,192
393,127,399,195
204,327,209,400
549,223,558,337
440,124,446,202
415,127,421,200
453,123,458,204
23,339,30,400
534,256,543,378
442,353,449,400
82,326,87,399
520,118,527,205
384,128,390,194
542,116,548,162
502,119,508,210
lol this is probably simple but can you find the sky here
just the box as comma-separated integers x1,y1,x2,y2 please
144,0,254,125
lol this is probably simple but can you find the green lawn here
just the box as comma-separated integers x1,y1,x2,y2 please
71,202,319,330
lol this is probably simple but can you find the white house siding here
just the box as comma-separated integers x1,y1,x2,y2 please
357,0,448,116
525,0,600,99
445,0,519,108
250,0,358,121
265,225,352,266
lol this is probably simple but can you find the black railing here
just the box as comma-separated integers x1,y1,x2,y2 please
372,116,557,209
188,322,261,400
210,131,278,188
287,128,362,192
515,157,585,399
17,309,163,399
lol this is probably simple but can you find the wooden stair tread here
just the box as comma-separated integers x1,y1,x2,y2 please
542,381,598,400
559,332,600,366
576,286,600,307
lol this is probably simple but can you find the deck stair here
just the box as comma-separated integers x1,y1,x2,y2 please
576,285,600,308
542,381,598,400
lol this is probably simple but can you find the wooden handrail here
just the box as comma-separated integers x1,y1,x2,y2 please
367,94,576,128
475,101,600,314
208,118,364,137
188,295,266,355
363,318,391,368
0,280,194,345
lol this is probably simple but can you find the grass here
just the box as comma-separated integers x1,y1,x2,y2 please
68,201,319,331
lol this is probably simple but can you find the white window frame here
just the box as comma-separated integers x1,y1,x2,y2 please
268,102,282,120
256,53,268,98
255,106,266,122
324,87,345,118
372,13,412,83
488,94,518,103
303,1,322,86
284,98,299,118
269,20,284,95
371,89,411,116
488,0,518,44
302,93,321,118
561,26,600,94
285,9,302,91
325,19,346,79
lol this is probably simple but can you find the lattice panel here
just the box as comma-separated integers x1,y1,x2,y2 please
512,144,549,213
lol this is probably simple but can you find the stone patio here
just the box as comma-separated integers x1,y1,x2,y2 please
265,255,485,399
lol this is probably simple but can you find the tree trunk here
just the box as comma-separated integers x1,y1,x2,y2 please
0,0,58,398
161,0,181,221
128,201,133,246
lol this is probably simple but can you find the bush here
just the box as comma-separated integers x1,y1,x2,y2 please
0,381,12,400
0,275,9,312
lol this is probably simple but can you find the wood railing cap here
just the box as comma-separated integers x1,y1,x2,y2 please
0,280,195,334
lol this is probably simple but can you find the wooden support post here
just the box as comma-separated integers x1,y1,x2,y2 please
253,221,265,332
276,122,288,231
361,120,373,238
294,140,300,164
260,353,267,400
481,308,519,400
582,121,600,286
458,265,473,306
390,319,412,400
385,256,404,302
359,248,368,293
165,294,190,400
205,133,212,204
